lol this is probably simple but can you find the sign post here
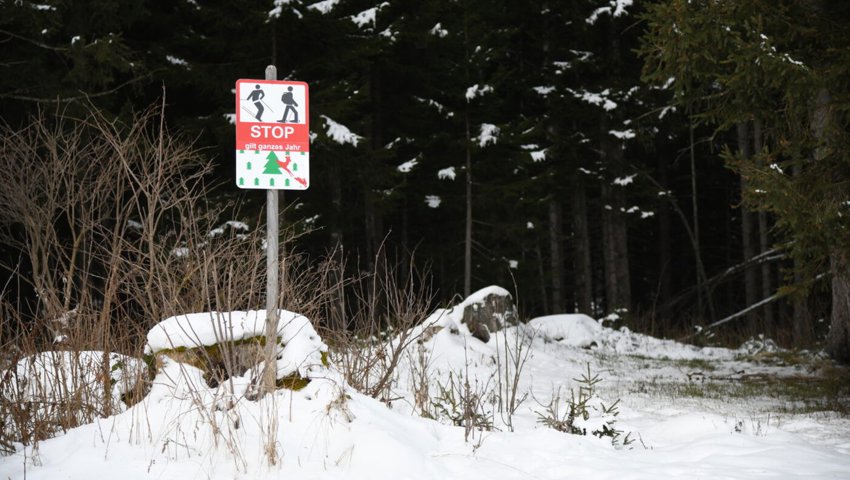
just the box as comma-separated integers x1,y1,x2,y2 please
235,66,310,395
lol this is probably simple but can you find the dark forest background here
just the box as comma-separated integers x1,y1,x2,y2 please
2,0,849,355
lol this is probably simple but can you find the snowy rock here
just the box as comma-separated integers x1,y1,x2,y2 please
459,286,518,343
528,314,602,348
145,310,328,389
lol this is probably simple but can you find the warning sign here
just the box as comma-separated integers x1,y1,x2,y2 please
235,79,310,190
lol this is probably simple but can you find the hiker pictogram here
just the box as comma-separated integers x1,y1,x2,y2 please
278,86,299,123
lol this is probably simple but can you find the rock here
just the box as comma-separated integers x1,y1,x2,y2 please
145,310,328,391
154,338,266,388
460,288,518,343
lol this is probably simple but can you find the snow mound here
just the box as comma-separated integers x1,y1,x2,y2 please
4,351,146,404
527,313,739,361
2,350,147,439
145,309,327,379
529,314,602,348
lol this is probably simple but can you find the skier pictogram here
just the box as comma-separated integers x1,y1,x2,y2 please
246,85,266,121
277,86,299,123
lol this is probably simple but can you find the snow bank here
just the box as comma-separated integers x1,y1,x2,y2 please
529,314,602,348
528,312,737,361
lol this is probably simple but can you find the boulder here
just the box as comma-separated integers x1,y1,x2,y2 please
460,287,518,343
145,310,328,391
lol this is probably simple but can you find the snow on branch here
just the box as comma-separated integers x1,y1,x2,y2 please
307,0,339,15
476,123,499,147
466,84,493,101
587,0,633,25
321,115,363,146
351,2,389,29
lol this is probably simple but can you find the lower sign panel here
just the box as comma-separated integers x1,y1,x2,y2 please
235,150,310,190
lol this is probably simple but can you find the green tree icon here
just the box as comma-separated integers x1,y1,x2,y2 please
262,151,282,174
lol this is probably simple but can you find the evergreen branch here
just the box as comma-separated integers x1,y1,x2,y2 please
0,70,162,103
0,28,69,52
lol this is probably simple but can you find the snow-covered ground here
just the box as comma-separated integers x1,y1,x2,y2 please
2,288,849,479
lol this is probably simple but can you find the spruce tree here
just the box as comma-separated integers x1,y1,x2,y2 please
640,0,850,359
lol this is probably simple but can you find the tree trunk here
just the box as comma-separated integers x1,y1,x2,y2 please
737,122,759,331
548,199,565,313
811,87,849,360
365,62,385,267
571,178,593,314
601,175,631,312
328,160,346,332
464,111,473,298
656,151,673,333
463,10,473,298
826,252,850,363
791,161,811,346
535,236,549,315
753,119,774,335
688,118,704,317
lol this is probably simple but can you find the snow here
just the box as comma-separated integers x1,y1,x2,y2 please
4,288,850,480
268,0,295,19
465,84,493,101
207,220,249,238
321,115,362,146
533,85,556,96
587,0,634,25
569,87,618,111
166,55,189,67
437,166,456,180
351,3,388,29
476,123,499,147
3,351,146,410
397,157,418,173
415,97,454,118
145,309,326,380
613,174,636,186
529,314,602,348
424,195,441,208
530,148,547,162
430,23,448,38
609,129,635,140
379,27,396,41
307,0,338,15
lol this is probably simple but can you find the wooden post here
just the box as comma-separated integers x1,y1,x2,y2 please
263,64,280,395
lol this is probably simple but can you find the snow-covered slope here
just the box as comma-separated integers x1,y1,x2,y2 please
2,297,849,479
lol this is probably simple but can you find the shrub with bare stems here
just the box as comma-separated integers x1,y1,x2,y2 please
326,250,436,404
0,102,268,452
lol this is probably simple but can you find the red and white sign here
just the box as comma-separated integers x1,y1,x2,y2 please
235,79,310,190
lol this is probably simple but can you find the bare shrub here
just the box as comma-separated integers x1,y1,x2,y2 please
431,367,494,445
327,250,436,403
0,102,268,452
494,322,533,431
